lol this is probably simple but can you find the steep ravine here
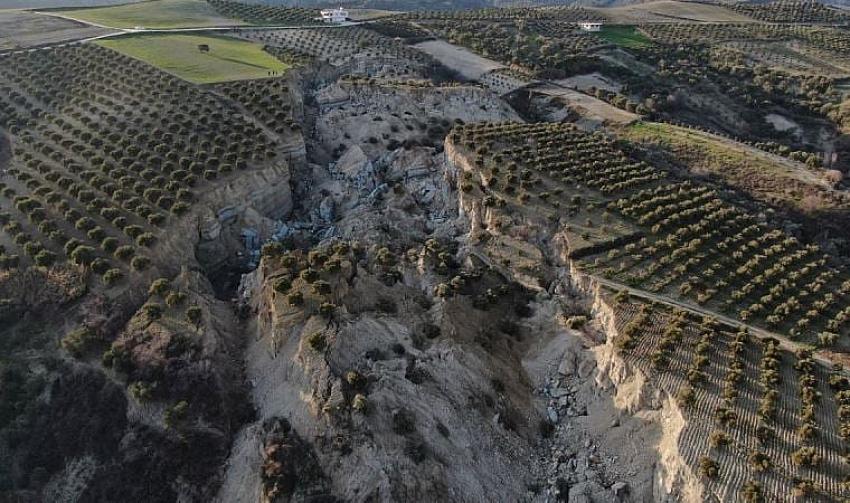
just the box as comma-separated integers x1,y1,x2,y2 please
448,135,704,502
213,128,702,503
579,273,705,503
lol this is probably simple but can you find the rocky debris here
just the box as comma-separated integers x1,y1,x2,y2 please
334,145,372,181
612,481,630,499
223,57,676,503
537,380,633,502
318,196,336,224
529,321,659,503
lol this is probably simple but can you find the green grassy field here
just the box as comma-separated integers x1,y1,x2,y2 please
58,0,243,29
598,25,652,48
97,33,288,84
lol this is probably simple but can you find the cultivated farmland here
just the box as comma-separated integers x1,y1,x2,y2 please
610,300,848,501
0,10,111,51
0,43,289,282
241,26,433,71
56,0,243,29
621,121,850,215
448,122,850,350
205,0,319,26
3,1,850,502
97,33,288,84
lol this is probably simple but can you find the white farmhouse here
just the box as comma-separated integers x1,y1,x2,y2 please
579,22,602,32
321,7,348,23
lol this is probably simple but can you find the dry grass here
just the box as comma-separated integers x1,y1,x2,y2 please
621,121,850,214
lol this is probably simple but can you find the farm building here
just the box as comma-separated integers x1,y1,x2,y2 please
578,22,602,32
320,7,348,23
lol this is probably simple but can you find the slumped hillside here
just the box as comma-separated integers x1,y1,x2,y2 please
1,1,850,502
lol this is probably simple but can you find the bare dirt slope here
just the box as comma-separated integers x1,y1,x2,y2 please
413,40,505,80
531,82,639,126
213,62,681,503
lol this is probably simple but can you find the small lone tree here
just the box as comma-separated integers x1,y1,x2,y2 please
149,278,171,297
698,457,719,479
186,305,203,326
306,331,326,352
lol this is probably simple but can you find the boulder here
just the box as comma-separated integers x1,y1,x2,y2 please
577,358,596,378
568,481,606,503
558,355,576,376
336,145,371,179
319,196,335,223
612,481,629,499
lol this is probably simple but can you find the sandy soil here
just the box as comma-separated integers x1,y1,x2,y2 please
413,39,505,80
0,10,110,50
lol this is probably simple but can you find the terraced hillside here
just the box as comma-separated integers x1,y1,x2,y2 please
640,23,850,51
729,0,850,24
0,43,296,288
240,26,435,73
607,299,849,502
3,1,850,501
637,22,850,76
205,0,319,25
447,122,850,351
402,6,850,169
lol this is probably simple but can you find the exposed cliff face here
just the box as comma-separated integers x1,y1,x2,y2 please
219,246,544,502
0,90,303,503
211,129,704,503
16,94,703,503
220,243,702,503
446,134,704,503
0,61,707,503
193,161,296,295
587,291,704,503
